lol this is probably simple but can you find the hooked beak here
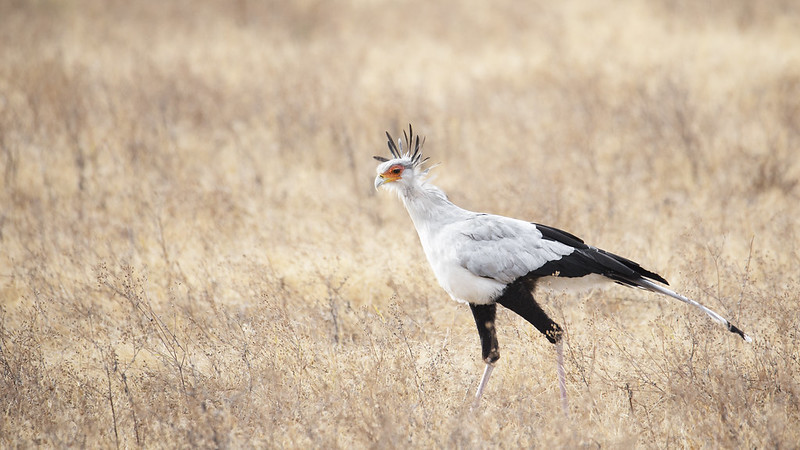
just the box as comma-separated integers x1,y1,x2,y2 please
374,172,401,190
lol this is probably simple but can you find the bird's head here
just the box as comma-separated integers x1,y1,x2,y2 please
374,124,431,192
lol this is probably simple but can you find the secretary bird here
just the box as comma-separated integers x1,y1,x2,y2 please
373,125,751,410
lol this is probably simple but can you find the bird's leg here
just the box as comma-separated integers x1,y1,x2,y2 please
556,339,569,416
474,363,494,405
496,281,569,416
469,303,499,405
469,303,500,363
496,282,563,343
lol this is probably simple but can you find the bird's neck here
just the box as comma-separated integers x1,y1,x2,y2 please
398,180,470,234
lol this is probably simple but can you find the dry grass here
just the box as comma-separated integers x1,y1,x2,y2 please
1,0,799,447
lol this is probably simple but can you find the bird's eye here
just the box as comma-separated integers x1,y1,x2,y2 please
384,164,404,177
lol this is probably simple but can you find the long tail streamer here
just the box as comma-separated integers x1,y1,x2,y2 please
636,279,752,342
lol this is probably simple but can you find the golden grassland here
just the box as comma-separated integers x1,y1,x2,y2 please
1,0,799,447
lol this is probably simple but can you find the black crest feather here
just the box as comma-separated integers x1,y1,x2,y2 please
386,131,401,158
379,124,428,167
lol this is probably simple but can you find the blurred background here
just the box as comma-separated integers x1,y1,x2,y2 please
1,0,798,447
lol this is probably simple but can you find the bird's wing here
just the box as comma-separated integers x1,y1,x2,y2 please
455,215,575,284
454,216,669,287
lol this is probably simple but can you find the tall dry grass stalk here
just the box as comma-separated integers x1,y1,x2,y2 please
1,0,798,447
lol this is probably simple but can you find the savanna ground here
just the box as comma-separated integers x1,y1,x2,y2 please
1,0,799,447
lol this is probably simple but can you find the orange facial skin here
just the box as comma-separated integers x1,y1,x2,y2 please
379,164,405,184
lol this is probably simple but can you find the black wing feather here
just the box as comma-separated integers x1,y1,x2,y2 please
530,223,669,286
